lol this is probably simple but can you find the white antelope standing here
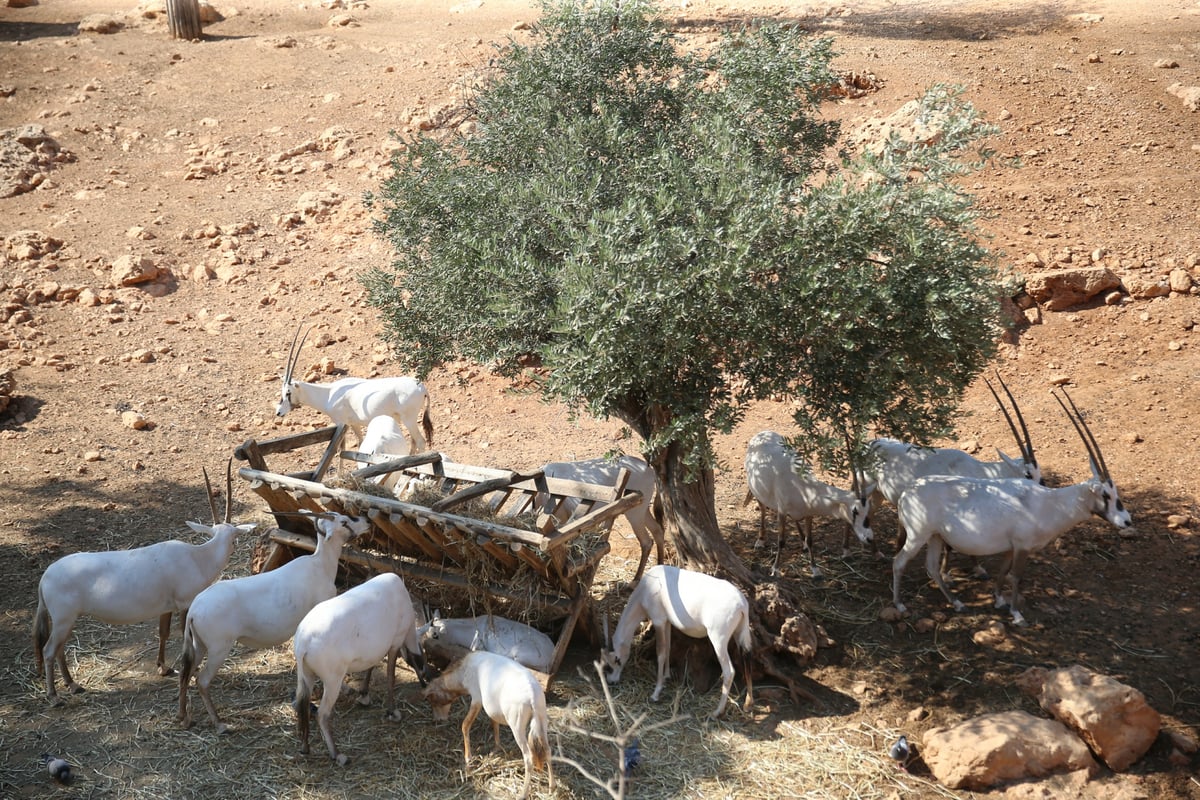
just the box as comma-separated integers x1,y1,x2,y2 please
743,430,875,577
866,373,1043,512
275,325,433,454
418,610,555,673
293,572,428,766
32,465,253,704
177,511,369,733
423,650,554,800
541,455,665,584
601,564,753,718
892,387,1132,625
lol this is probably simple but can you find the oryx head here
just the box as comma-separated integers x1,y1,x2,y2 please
1053,387,1132,530
843,431,875,545
598,615,625,684
985,372,1043,485
187,459,257,538
275,324,310,418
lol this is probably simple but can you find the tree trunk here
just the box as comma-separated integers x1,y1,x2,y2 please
654,439,754,589
167,0,203,40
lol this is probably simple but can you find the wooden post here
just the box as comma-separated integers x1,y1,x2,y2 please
167,0,203,41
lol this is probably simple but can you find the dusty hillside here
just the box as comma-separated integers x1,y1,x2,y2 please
2,0,1199,797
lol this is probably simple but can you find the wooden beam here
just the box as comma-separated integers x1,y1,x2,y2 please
233,426,340,461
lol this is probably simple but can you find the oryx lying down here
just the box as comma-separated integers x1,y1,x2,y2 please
892,387,1131,625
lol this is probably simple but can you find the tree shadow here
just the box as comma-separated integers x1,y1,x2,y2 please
674,2,1097,43
0,20,79,42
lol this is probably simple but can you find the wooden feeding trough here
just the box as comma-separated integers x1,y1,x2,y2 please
233,424,641,679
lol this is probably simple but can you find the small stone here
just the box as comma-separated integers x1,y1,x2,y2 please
1087,52,1101,63
1166,514,1191,529
83,450,102,462
1154,59,1180,69
880,606,903,622
121,410,149,430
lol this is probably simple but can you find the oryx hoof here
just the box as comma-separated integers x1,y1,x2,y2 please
952,600,966,612
356,694,372,707
159,666,177,677
335,753,350,767
385,708,402,722
67,683,86,695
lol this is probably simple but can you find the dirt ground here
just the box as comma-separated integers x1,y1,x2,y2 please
2,0,1200,797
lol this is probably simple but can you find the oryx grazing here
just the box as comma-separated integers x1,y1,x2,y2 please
891,387,1132,625
275,325,433,454
601,564,753,718
743,431,874,578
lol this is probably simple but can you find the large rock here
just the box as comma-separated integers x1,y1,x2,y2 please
1022,665,1161,771
111,254,160,286
922,710,1096,790
1024,267,1122,310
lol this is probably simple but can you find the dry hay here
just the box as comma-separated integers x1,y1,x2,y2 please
4,522,968,800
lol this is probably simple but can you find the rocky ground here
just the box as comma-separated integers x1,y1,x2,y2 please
2,0,1200,797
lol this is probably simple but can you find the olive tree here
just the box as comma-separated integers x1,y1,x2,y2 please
364,0,1002,592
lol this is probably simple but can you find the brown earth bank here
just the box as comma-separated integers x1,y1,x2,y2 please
1,0,1199,797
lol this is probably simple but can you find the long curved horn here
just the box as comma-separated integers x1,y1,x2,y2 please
984,373,1035,464
223,457,234,523
1052,387,1110,481
283,324,310,384
202,467,219,525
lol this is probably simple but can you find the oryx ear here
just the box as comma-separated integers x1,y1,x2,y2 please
186,521,211,534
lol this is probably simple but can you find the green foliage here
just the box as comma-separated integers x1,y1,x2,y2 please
364,0,1003,480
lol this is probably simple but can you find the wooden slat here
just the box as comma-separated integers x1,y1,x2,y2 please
266,529,571,612
234,427,340,460
310,424,348,482
430,471,544,513
545,491,642,550
345,451,444,481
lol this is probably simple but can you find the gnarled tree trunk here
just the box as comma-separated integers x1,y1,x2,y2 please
167,0,202,40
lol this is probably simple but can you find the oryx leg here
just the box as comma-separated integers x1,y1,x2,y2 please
317,672,347,765
156,612,176,676
926,537,966,612
891,532,930,614
708,630,736,719
357,666,374,706
461,701,482,766
803,518,823,579
650,621,671,702
770,511,791,577
994,549,1030,625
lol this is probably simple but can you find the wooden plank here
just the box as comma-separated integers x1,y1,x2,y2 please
430,471,544,513
233,427,340,461
545,491,642,550
266,529,572,612
367,508,442,562
346,451,444,481
310,424,348,482
237,467,555,549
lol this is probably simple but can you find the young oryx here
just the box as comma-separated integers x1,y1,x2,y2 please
541,455,665,584
418,610,554,674
601,564,753,718
177,511,369,733
357,415,412,492
892,387,1132,625
275,325,433,453
294,572,427,766
423,650,554,800
743,431,875,577
32,464,253,704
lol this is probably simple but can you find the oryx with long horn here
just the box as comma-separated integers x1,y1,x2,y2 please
891,386,1132,625
275,324,434,454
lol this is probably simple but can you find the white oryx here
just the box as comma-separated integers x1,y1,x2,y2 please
892,387,1132,625
541,455,664,584
423,650,554,800
743,431,875,577
417,610,555,674
275,325,433,454
177,511,369,733
866,373,1042,509
32,464,253,703
601,564,753,718
293,572,428,766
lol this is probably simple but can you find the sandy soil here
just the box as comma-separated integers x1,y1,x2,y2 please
2,0,1199,797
